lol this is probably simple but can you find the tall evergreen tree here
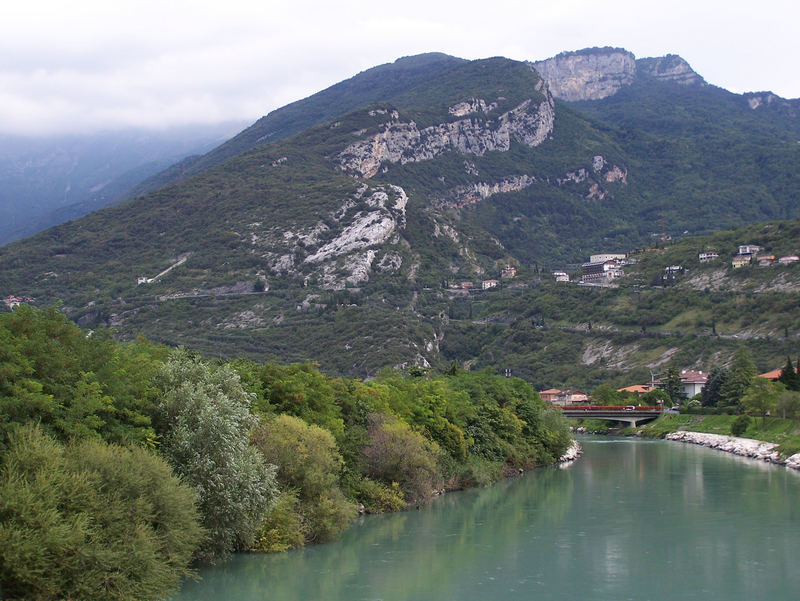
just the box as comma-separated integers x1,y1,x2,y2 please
778,356,800,391
700,366,729,407
720,346,757,407
658,367,686,404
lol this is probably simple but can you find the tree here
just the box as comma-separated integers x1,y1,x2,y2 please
777,389,800,419
250,414,357,546
658,367,686,405
152,348,276,561
730,414,751,436
778,357,800,391
741,379,780,427
591,383,621,405
0,425,202,601
363,412,443,504
720,346,757,407
700,366,729,407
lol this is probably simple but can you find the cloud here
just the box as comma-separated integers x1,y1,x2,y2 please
1,0,798,136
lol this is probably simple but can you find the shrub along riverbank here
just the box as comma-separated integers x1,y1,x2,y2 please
0,306,572,601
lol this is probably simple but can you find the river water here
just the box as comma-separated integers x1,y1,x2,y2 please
170,438,800,600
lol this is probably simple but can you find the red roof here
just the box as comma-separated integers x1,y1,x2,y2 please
618,384,653,393
758,369,784,380
679,370,708,384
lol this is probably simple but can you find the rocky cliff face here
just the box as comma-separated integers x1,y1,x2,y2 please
636,55,706,86
529,48,636,101
250,183,409,290
744,91,800,113
531,47,705,101
336,89,555,178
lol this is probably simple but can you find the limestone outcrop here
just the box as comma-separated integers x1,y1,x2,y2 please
252,184,408,290
336,93,555,178
530,47,705,102
637,55,706,86
530,48,636,101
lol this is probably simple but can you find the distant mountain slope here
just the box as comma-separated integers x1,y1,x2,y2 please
124,53,466,199
2,51,799,382
0,123,244,245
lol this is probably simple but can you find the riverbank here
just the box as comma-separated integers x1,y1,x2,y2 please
665,431,800,470
558,440,583,462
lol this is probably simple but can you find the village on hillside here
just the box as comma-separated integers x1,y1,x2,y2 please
540,365,793,408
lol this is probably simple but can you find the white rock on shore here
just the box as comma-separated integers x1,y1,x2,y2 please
665,431,800,470
559,440,583,463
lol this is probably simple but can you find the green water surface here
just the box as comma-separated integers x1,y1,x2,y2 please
171,438,800,600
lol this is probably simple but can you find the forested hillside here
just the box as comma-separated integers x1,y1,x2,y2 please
1,53,798,386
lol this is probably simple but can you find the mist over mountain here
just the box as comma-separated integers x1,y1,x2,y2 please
0,122,246,245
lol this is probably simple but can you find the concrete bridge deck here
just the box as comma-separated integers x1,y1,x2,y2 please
558,405,663,427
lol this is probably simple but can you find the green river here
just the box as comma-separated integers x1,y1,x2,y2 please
170,438,800,600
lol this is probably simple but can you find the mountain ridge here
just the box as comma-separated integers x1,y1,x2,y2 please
1,51,799,384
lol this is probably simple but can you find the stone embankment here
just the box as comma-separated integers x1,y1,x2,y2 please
665,431,800,470
559,440,583,463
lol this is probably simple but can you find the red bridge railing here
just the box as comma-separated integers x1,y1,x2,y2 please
560,405,662,412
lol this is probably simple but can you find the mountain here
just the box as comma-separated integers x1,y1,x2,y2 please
0,123,245,245
529,47,707,102
123,53,466,200
1,50,799,384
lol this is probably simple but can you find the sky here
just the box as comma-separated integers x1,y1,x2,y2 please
2,0,798,136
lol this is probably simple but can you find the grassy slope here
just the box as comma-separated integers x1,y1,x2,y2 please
638,414,800,456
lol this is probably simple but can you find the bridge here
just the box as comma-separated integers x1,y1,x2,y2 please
558,405,663,427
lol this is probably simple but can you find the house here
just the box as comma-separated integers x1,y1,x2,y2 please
757,254,775,266
663,265,683,281
758,366,799,381
539,389,562,404
562,390,589,405
459,282,474,290
501,265,517,279
553,271,570,282
590,253,626,263
539,389,588,406
618,384,654,394
581,259,623,285
655,369,708,398
3,295,34,309
738,244,761,256
731,255,751,268
481,279,499,290
778,255,799,265
757,369,783,381
698,252,719,262
678,370,708,397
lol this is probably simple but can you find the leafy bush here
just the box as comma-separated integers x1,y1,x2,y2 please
152,349,276,560
251,414,357,544
0,425,202,601
251,491,305,553
355,478,408,513
363,412,443,503
730,414,751,437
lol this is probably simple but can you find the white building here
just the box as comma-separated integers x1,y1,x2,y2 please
738,244,761,256
590,253,626,263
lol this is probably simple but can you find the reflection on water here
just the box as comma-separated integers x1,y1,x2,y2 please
171,438,800,601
